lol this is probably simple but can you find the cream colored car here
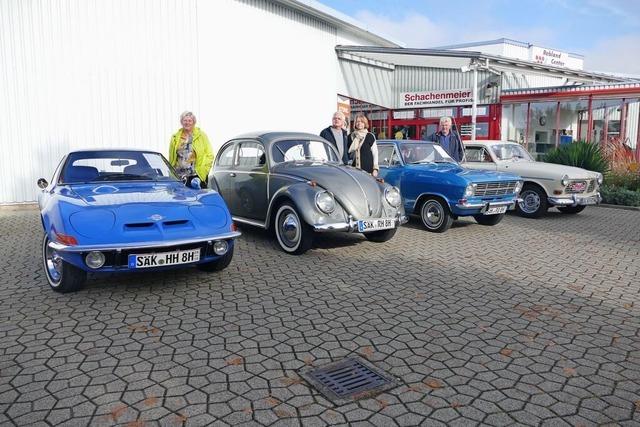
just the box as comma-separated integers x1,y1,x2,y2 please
462,141,602,218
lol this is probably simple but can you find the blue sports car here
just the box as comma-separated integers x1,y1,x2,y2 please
37,149,240,292
377,141,523,232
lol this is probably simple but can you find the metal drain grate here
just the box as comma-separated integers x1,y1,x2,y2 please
300,356,399,405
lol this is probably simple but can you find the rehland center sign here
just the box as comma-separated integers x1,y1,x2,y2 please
400,89,473,108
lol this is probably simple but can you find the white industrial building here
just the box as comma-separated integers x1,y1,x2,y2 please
1,0,637,204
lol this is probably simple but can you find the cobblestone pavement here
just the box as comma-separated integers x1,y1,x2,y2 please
1,206,639,427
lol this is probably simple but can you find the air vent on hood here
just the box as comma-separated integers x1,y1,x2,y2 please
124,222,154,230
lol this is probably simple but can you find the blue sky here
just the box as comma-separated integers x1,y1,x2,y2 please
318,0,640,74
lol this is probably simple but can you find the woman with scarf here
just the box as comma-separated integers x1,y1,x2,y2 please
348,113,379,177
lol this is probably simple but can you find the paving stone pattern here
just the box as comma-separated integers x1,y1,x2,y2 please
0,207,639,426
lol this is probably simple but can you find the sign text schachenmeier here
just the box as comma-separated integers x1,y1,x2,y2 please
399,89,473,108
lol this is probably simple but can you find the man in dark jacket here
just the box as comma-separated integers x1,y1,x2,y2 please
428,116,464,162
320,111,350,165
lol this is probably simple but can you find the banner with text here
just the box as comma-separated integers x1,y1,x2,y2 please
400,89,473,108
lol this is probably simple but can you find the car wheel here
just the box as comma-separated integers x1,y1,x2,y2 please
42,234,86,293
516,184,548,218
419,197,453,233
474,213,505,226
274,203,313,255
364,227,397,242
557,205,586,214
198,245,234,272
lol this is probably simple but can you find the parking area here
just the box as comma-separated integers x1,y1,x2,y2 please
0,206,639,426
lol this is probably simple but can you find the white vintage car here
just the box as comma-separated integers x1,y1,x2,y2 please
462,141,602,218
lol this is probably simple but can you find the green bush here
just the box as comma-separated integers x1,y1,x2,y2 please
544,140,608,174
605,171,640,191
600,185,640,207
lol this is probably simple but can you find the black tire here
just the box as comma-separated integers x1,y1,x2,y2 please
42,234,86,293
516,184,548,218
419,197,453,233
364,227,397,242
274,203,313,255
557,205,586,214
474,213,505,226
198,244,234,272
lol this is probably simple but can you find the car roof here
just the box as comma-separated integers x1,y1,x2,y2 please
465,140,517,146
377,140,435,144
68,148,162,155
228,131,328,145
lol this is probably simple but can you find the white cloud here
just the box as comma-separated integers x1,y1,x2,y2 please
584,35,640,75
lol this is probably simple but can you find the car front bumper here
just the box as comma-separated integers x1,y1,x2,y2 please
312,213,409,233
454,199,519,213
548,193,601,206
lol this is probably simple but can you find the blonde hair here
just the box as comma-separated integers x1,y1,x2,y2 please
354,113,369,129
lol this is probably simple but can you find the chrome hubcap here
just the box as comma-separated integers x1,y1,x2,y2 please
422,201,444,228
279,211,300,247
519,190,541,213
45,241,62,284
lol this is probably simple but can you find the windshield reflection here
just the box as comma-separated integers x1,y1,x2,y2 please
399,143,456,164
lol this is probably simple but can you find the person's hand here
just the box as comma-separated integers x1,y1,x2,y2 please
372,169,379,177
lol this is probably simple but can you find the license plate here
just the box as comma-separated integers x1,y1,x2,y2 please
582,197,598,205
128,248,201,269
358,218,395,232
484,206,507,215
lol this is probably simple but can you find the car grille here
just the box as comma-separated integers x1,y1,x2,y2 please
565,180,589,194
474,181,518,196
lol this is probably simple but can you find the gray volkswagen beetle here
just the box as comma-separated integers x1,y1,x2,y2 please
210,132,407,254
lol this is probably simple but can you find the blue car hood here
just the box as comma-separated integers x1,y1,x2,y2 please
405,164,519,183
65,182,230,241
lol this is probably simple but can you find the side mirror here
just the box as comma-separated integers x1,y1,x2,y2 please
37,178,48,189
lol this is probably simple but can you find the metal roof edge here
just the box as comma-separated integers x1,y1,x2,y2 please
432,38,530,50
274,0,403,47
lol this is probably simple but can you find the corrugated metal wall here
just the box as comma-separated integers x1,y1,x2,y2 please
338,60,393,107
1,0,200,204
1,0,344,203
501,71,567,90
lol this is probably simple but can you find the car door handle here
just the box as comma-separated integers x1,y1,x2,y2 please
229,172,236,177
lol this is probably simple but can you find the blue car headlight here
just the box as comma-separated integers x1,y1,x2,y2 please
385,186,402,208
315,191,335,214
464,184,477,197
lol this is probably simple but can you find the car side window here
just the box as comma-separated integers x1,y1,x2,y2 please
465,147,492,163
237,142,266,169
217,144,236,168
378,146,395,167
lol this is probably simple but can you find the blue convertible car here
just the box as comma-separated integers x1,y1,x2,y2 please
377,141,523,232
37,149,240,292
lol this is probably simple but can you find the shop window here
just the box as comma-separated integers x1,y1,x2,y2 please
527,101,557,158
622,98,640,150
393,110,415,119
421,108,455,119
557,99,589,144
502,103,527,145
462,106,488,116
591,99,622,145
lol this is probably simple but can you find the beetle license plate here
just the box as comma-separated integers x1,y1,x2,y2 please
128,248,200,269
484,206,508,215
358,218,395,232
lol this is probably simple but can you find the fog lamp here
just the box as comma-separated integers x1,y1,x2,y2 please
213,240,228,256
85,251,105,269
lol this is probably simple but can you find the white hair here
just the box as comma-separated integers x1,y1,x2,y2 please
180,111,197,123
439,116,452,125
332,111,346,120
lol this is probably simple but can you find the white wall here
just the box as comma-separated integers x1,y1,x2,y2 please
0,0,351,203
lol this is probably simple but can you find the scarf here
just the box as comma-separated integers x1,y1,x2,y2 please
349,129,368,169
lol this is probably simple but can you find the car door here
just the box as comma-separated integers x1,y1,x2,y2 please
233,141,268,221
463,145,497,171
212,142,238,213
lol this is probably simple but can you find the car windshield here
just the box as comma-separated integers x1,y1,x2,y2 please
399,142,456,164
60,151,179,184
491,144,533,161
272,139,340,164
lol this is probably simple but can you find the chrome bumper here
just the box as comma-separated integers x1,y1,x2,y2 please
313,214,409,232
48,231,242,252
455,199,518,212
548,193,601,206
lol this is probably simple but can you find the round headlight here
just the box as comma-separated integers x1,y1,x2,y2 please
385,186,402,208
597,173,603,185
464,183,476,197
561,175,570,186
515,181,523,193
85,251,105,269
213,240,228,256
315,191,335,214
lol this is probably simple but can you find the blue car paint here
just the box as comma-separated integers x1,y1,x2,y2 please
39,152,238,274
377,141,521,218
